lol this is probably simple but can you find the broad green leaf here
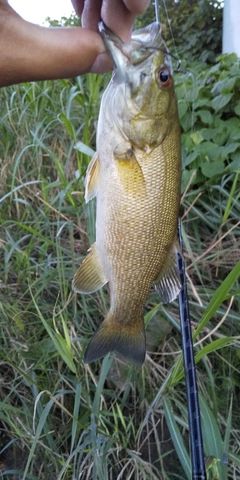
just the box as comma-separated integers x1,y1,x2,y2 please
197,109,213,125
177,100,189,119
212,93,233,111
190,130,205,145
201,159,225,178
221,142,240,156
211,77,236,95
234,103,240,117
185,84,200,103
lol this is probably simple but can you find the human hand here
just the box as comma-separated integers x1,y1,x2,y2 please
0,1,107,86
0,0,149,87
71,0,150,73
72,0,150,41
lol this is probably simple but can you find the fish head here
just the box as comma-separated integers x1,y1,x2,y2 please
99,21,179,149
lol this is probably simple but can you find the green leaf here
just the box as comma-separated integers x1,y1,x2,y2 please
144,302,161,326
212,93,233,111
222,168,240,222
211,77,236,95
199,395,227,479
163,398,191,480
197,109,213,125
190,130,205,145
194,338,234,364
201,159,225,178
194,261,240,338
177,100,189,119
29,288,76,373
59,112,75,139
234,103,240,117
185,84,200,103
74,140,95,157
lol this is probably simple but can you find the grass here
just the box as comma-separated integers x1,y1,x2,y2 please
0,68,240,479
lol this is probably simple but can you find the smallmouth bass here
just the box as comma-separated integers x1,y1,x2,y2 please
73,21,182,365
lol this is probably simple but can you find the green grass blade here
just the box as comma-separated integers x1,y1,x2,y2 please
70,383,82,453
163,397,191,480
29,287,76,373
92,354,113,419
194,261,240,338
199,394,227,479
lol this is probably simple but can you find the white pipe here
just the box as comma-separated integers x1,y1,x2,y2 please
223,0,240,56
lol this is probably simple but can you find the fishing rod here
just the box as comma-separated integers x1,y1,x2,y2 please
154,0,207,478
177,219,207,480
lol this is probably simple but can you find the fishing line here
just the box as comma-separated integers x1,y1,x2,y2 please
161,0,180,64
155,0,160,25
154,0,181,72
155,0,207,478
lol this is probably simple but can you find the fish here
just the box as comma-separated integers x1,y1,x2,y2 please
73,21,182,366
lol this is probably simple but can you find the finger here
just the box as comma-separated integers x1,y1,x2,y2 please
123,0,150,14
70,0,84,17
80,0,102,31
101,0,149,42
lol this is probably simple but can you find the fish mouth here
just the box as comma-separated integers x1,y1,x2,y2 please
98,21,162,72
98,21,131,72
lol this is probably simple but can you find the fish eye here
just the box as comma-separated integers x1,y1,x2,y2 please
157,67,172,88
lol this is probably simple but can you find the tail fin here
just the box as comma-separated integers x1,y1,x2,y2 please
84,313,146,366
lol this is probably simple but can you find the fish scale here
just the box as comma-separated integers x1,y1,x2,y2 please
73,21,182,365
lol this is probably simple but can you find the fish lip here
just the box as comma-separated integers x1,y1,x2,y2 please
99,20,161,49
98,21,131,74
98,21,121,46
99,21,163,68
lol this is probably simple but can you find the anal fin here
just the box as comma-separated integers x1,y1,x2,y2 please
154,241,182,304
72,243,108,294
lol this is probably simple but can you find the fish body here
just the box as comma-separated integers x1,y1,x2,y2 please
73,22,182,365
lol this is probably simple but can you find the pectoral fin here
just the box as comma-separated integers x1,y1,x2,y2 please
85,152,100,203
72,243,108,294
114,146,146,196
154,241,182,304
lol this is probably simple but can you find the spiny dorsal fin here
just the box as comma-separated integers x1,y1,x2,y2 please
85,152,100,203
154,240,182,304
72,243,108,294
84,313,146,366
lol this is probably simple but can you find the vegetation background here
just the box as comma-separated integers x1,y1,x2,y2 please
0,0,240,478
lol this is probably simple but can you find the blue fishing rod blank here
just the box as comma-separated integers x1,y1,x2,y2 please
177,219,207,480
